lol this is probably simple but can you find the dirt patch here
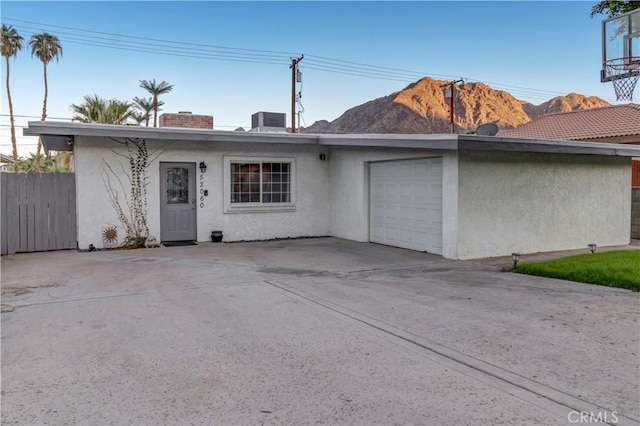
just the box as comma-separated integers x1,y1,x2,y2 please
1,284,59,297
1,304,15,313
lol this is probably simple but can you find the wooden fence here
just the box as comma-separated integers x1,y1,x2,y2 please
1,173,77,255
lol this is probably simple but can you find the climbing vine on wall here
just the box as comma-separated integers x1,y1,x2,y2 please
102,137,161,248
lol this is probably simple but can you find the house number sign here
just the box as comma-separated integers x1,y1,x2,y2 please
199,174,205,208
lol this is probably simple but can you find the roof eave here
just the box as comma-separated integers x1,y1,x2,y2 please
459,135,640,156
24,121,319,146
22,121,640,157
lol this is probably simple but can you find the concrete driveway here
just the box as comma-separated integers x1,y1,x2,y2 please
1,238,638,425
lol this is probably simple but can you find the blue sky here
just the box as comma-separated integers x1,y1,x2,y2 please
0,1,623,155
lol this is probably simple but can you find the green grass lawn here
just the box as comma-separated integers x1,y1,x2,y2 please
514,250,640,291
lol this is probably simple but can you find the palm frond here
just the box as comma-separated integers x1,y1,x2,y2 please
1,24,24,58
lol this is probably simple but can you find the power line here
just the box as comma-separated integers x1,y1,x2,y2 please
0,114,73,121
10,23,292,65
304,55,582,98
4,18,298,57
2,17,620,104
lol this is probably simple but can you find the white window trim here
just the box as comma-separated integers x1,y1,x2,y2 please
223,156,296,214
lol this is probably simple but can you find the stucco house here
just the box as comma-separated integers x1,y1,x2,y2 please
497,103,640,145
498,103,640,184
0,153,16,171
24,113,640,260
498,104,640,239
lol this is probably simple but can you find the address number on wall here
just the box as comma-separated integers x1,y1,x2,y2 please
199,174,205,208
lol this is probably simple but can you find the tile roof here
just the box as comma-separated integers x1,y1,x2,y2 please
0,153,15,164
497,104,640,141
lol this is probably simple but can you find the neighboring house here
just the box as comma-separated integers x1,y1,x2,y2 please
498,103,640,239
497,103,640,144
24,114,640,260
0,153,15,171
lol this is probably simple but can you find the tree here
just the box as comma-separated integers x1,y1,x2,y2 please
133,96,161,127
71,94,134,125
1,25,24,163
6,152,71,173
29,32,63,171
139,79,173,127
132,112,146,126
590,1,640,18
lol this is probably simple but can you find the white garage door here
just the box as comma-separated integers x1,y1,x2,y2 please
370,158,443,254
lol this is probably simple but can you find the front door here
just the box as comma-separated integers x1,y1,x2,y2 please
160,162,197,242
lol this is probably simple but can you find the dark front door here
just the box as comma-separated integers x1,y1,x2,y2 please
160,162,197,242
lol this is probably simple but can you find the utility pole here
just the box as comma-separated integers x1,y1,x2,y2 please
290,55,304,133
441,79,464,134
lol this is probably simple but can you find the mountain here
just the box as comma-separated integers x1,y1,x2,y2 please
526,93,612,120
302,77,610,134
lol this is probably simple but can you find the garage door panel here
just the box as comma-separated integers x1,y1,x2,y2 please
414,183,430,200
371,204,384,221
431,182,443,197
385,164,398,177
414,207,430,223
370,158,443,254
386,207,399,221
399,229,413,244
414,231,428,246
399,207,413,221
371,183,384,199
371,225,384,240
399,164,412,177
398,186,413,200
384,183,398,200
414,162,429,176
384,227,397,242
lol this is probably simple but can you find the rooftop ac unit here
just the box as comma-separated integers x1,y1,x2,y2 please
251,112,286,132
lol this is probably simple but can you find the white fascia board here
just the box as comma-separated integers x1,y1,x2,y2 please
317,133,458,150
23,121,319,145
459,135,640,157
23,121,640,156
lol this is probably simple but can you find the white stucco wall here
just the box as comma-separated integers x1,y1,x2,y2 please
74,137,329,249
327,147,459,258
456,151,631,259
73,135,632,260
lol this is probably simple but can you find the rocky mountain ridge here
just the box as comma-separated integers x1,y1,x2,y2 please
302,78,610,134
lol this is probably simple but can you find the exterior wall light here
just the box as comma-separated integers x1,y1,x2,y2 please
199,161,207,173
588,243,597,253
512,252,521,268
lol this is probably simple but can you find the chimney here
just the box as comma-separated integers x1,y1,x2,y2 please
249,112,287,133
159,112,214,129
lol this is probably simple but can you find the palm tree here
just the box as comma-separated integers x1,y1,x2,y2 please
105,99,135,125
55,151,74,171
139,79,173,127
71,94,134,124
1,25,24,163
29,32,62,171
132,96,160,127
71,93,103,123
132,112,146,126
9,152,70,173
